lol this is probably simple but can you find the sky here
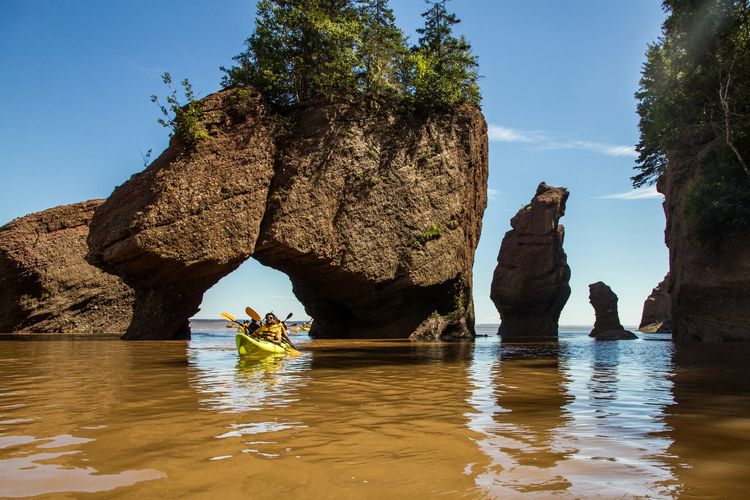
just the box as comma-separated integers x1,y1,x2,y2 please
0,0,668,326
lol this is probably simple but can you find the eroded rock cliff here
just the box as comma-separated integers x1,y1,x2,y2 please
588,282,636,340
87,88,277,339
87,88,488,340
490,182,570,339
0,200,133,333
639,274,672,333
659,155,750,341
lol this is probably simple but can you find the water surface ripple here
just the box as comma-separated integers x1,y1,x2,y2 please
1,324,749,498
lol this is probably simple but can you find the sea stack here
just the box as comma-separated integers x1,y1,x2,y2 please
490,182,571,340
0,200,134,333
638,274,672,333
588,282,636,340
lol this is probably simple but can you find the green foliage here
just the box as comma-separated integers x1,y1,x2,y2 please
634,0,750,186
634,0,750,242
226,88,256,119
446,218,458,229
409,0,481,108
222,0,480,109
222,0,362,107
356,0,409,101
416,223,443,246
151,73,208,147
683,147,750,244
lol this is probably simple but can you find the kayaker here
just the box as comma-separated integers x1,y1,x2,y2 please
255,312,287,343
242,319,260,335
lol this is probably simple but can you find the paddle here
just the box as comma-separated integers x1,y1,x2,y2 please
243,308,301,355
244,306,261,322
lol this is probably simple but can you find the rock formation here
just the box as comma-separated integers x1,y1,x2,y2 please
659,155,750,341
0,200,134,333
87,89,277,339
490,182,570,339
87,87,488,340
638,274,672,333
588,282,636,340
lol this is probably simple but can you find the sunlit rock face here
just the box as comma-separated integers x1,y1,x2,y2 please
87,88,488,340
639,274,672,333
659,155,750,342
490,182,570,340
87,89,277,339
588,282,636,340
0,200,133,333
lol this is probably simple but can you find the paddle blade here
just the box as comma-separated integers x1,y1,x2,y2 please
285,312,293,321
244,306,261,322
220,311,237,323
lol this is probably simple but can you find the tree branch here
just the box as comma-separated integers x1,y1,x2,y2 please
719,70,750,178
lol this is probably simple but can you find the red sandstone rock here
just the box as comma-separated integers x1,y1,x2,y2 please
0,200,133,333
639,274,672,333
588,282,637,340
490,182,570,339
659,154,750,341
87,88,277,339
87,88,488,340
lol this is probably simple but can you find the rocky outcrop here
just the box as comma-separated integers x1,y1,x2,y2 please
88,88,488,340
588,282,637,340
639,274,672,333
659,154,750,341
0,200,134,333
490,182,570,339
87,88,277,339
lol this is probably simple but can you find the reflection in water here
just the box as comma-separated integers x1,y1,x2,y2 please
1,325,750,498
467,342,575,495
664,343,750,498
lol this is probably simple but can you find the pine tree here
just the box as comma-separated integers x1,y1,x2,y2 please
411,0,481,108
355,0,408,100
222,0,362,107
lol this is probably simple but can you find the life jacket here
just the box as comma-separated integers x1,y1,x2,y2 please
256,323,284,337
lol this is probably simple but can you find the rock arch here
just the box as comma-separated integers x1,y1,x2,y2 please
87,88,488,340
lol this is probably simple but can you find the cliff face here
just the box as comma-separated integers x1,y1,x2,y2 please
88,88,488,340
490,182,570,339
659,155,750,341
588,282,636,340
639,274,672,332
87,89,277,339
0,200,134,333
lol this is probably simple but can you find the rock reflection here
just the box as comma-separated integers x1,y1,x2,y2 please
467,342,575,495
664,342,750,498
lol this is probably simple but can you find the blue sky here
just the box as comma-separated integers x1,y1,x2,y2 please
0,1,667,326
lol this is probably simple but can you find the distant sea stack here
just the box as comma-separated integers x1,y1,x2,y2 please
659,156,750,341
588,282,636,340
490,182,571,340
87,87,488,340
0,200,134,333
639,274,672,333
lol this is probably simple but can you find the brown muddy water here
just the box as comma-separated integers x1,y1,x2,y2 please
1,323,750,499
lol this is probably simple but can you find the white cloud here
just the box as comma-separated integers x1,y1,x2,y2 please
488,125,543,143
488,123,636,158
599,186,662,200
487,188,499,201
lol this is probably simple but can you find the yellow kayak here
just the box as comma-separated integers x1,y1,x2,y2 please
235,333,289,356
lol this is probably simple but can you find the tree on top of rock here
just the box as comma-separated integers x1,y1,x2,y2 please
411,0,481,108
222,0,362,107
355,0,409,101
633,0,750,243
222,0,481,110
